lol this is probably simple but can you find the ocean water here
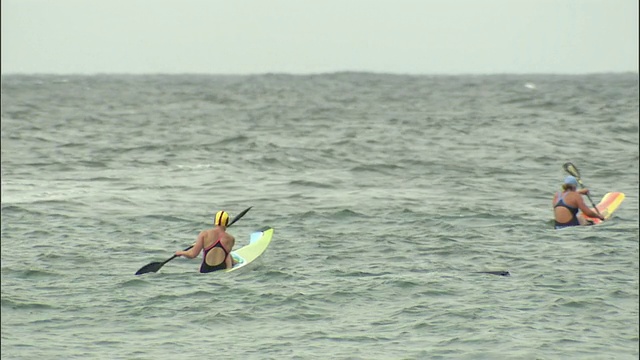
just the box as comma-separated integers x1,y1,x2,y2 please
1,73,638,360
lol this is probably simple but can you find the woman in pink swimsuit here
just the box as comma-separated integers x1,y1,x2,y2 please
175,211,236,272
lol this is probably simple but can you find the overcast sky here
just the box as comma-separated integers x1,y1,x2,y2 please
1,0,638,75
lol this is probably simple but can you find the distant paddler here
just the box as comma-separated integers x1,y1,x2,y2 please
553,176,604,229
175,210,238,272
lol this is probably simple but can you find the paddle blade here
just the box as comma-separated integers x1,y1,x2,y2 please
562,162,581,179
228,206,252,227
135,261,165,275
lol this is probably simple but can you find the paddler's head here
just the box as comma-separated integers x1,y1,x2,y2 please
214,210,229,227
562,175,578,191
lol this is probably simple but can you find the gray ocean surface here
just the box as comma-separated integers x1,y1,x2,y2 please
1,73,638,360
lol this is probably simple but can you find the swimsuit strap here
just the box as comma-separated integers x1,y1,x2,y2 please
555,191,575,208
204,235,227,252
203,235,230,260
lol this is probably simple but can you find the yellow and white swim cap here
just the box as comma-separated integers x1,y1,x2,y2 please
214,211,229,227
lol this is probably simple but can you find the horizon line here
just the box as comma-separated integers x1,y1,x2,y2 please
1,70,638,77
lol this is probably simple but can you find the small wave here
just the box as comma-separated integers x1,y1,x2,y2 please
288,180,335,189
131,214,190,223
217,135,250,145
1,297,56,310
350,163,403,174
31,198,85,206
87,176,119,181
201,93,237,105
393,304,431,316
118,278,150,288
0,204,45,215
77,160,109,168
184,289,218,298
146,293,184,302
330,269,392,278
92,340,126,346
250,156,292,168
58,142,88,149
260,269,298,281
21,229,54,237
2,268,61,279
284,193,315,200
173,163,218,170
500,96,537,105
552,298,593,309
382,278,422,288
331,208,366,218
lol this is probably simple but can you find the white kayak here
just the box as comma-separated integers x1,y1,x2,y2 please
226,226,274,272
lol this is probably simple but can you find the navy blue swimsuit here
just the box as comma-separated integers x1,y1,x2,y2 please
554,191,580,229
199,237,230,273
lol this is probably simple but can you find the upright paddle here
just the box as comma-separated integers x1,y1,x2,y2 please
135,206,252,275
562,162,602,218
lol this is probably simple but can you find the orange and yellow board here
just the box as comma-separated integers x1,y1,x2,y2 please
582,192,625,225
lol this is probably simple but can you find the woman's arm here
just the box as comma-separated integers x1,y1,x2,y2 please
175,232,204,258
576,196,604,220
224,236,236,268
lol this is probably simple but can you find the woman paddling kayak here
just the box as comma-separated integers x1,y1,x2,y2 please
174,210,237,272
553,175,604,229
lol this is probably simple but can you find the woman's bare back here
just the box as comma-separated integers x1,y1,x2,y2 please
202,228,235,266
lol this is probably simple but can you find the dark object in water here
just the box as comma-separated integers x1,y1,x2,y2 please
476,271,510,276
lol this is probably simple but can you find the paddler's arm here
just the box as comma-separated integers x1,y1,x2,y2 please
578,188,590,195
224,236,236,268
576,196,605,220
175,232,205,258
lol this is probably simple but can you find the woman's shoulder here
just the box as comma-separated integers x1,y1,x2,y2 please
565,191,583,203
223,231,235,239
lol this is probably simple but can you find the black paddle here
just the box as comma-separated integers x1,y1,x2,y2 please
135,206,252,275
562,162,602,218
